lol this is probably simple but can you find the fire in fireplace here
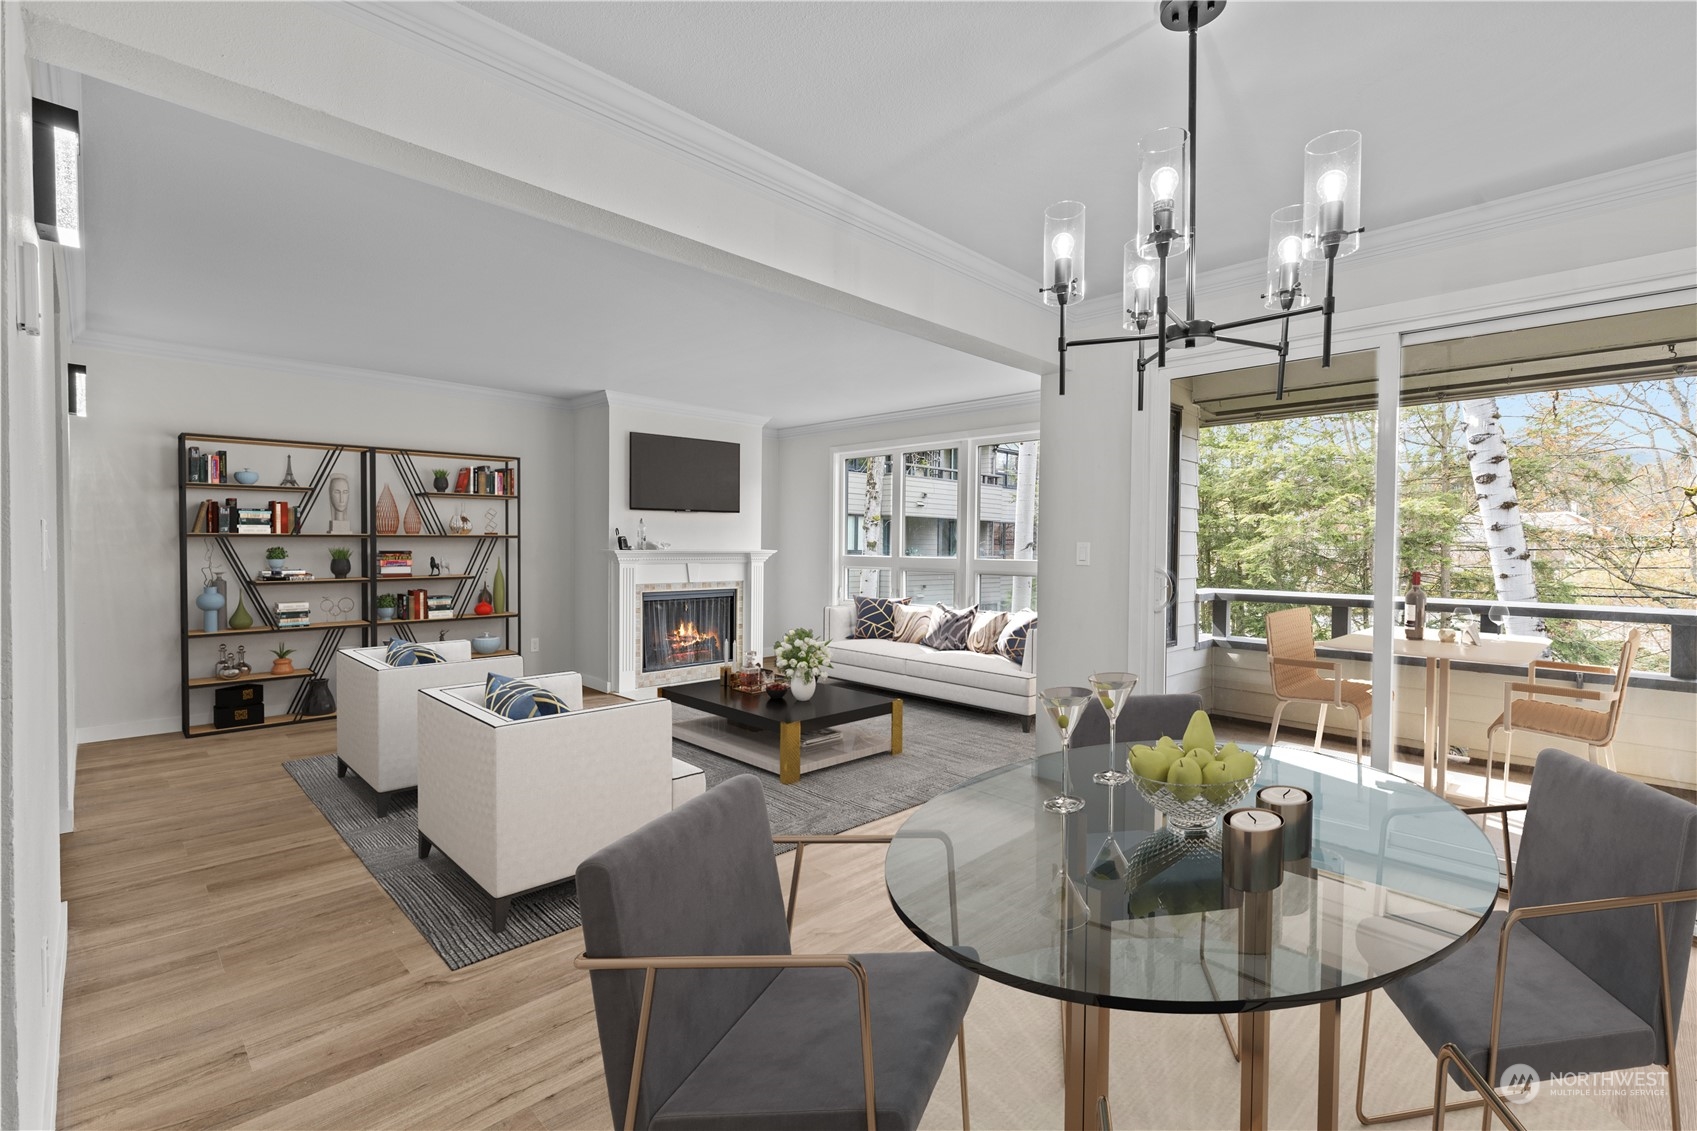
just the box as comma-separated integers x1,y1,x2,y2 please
642,589,737,673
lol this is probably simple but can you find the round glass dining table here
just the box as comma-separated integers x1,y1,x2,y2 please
885,742,1502,1131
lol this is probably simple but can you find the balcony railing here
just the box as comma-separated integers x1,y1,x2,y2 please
1196,587,1697,688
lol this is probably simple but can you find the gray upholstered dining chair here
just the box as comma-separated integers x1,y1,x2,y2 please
1356,747,1697,1128
574,774,978,1131
1071,691,1203,749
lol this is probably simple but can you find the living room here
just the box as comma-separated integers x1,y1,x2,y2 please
3,3,1695,1130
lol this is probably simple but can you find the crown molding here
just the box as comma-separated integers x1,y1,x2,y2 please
72,329,573,408
1066,151,1697,328
772,389,1040,439
328,1,1038,309
565,389,770,428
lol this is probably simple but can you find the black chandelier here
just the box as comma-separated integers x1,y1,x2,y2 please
1042,0,1364,406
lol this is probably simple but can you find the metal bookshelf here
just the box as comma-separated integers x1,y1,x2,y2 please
177,434,521,738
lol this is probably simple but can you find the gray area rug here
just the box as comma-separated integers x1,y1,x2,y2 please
284,694,1031,970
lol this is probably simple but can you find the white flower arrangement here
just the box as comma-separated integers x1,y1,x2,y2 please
773,626,832,683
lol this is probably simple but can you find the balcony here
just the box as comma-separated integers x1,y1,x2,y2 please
1183,587,1696,792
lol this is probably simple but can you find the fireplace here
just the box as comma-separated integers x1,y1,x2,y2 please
642,588,737,674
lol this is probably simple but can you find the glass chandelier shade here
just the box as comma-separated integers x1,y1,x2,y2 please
1303,129,1363,260
1263,204,1313,311
1042,201,1086,306
1135,127,1190,261
1123,244,1157,330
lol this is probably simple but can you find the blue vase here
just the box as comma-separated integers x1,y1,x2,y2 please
195,584,225,634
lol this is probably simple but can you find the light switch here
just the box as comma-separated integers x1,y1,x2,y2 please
1076,541,1091,565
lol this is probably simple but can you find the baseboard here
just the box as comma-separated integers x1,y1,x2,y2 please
74,717,179,745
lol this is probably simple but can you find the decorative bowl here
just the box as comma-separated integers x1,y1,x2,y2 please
233,469,260,484
1131,750,1264,836
765,682,790,703
470,634,502,654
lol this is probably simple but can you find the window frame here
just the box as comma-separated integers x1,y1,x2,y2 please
833,428,1039,613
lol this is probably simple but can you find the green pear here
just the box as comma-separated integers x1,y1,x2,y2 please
1181,710,1217,756
1223,750,1260,782
1129,744,1159,779
1201,758,1235,804
1166,756,1203,802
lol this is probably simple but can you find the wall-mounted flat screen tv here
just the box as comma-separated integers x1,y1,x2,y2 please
629,432,741,513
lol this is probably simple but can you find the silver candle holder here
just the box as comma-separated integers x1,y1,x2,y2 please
1256,784,1313,863
1222,807,1285,894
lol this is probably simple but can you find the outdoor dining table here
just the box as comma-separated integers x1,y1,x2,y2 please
885,741,1502,1131
1327,631,1549,797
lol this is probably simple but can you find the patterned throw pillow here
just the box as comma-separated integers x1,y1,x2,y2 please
998,610,1038,667
892,602,934,644
968,611,1010,654
484,672,568,719
385,640,445,667
852,595,909,640
922,604,977,651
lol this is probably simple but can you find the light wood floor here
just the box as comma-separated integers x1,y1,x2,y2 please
58,708,1694,1129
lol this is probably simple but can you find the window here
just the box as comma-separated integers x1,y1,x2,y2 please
32,100,81,248
835,433,1038,613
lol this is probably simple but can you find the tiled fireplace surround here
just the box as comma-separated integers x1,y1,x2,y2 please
609,548,774,696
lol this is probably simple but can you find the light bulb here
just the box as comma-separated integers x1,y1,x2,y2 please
1317,169,1348,203
1051,231,1076,259
1131,264,1155,289
1150,165,1180,201
1277,235,1304,265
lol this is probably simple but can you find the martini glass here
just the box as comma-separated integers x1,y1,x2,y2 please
1089,671,1140,785
1039,686,1092,814
1087,671,1139,879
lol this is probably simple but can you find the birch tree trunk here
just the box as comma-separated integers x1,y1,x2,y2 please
1461,398,1539,633
1013,441,1037,610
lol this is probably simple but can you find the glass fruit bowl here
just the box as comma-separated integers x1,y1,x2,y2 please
1131,748,1265,835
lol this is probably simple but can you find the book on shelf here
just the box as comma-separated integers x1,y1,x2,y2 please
273,601,311,613
269,500,293,534
454,467,471,493
276,618,310,629
425,595,453,620
190,501,209,533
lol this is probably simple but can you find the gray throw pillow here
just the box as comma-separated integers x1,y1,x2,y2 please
922,604,977,651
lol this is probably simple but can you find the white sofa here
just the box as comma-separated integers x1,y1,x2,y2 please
415,671,704,931
335,640,526,795
823,603,1038,730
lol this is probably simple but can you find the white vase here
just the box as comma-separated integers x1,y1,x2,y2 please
792,673,817,702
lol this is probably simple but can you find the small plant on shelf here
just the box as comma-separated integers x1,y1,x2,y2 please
270,645,296,675
376,593,398,620
433,468,451,492
263,546,288,578
329,546,353,578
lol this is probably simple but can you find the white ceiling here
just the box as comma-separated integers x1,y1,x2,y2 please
466,0,1697,299
77,78,1037,428
74,2,1697,425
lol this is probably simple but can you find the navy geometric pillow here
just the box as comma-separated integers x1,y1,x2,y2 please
852,595,909,640
385,639,445,666
484,672,568,719
1001,614,1037,667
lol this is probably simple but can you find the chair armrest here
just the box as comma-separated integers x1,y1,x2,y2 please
776,831,960,945
1528,658,1615,677
1458,802,1527,817
574,951,874,1131
1270,656,1340,672
1489,887,1697,1098
1434,1044,1529,1131
1504,681,1605,701
1457,802,1526,890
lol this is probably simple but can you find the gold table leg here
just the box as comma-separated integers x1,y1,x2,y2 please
1317,999,1341,1131
779,721,801,784
1062,1001,1110,1130
891,698,903,755
1240,1011,1272,1131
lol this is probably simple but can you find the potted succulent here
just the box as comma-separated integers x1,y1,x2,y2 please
433,468,451,492
328,546,353,578
269,645,296,675
376,593,397,621
773,627,832,702
264,546,288,575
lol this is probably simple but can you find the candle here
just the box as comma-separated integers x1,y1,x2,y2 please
1257,785,1313,863
1223,806,1284,894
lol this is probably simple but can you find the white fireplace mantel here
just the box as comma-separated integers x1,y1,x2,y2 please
608,549,775,696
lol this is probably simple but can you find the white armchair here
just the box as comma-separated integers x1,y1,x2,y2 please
334,640,525,796
416,673,699,931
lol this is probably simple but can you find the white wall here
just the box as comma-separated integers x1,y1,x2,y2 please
765,396,1038,644
606,399,764,550
2,2,69,1124
65,345,575,740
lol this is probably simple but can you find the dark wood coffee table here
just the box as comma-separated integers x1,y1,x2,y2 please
659,680,902,784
